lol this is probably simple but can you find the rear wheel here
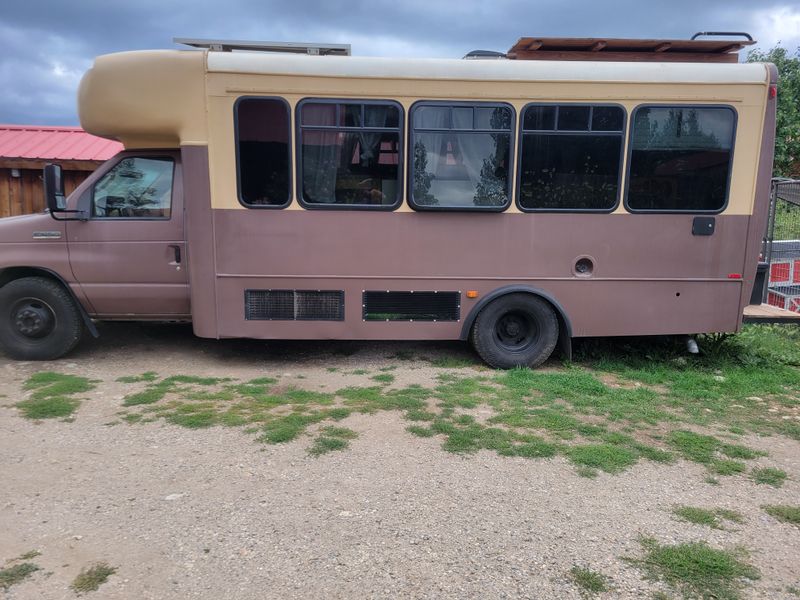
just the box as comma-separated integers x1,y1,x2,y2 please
471,293,558,369
0,277,83,360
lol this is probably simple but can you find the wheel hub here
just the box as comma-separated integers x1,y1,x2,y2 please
495,311,538,351
12,300,54,338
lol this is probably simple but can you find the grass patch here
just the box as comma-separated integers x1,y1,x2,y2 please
0,562,40,590
308,436,349,456
16,396,79,419
427,355,477,368
569,565,609,596
70,562,116,593
106,331,800,472
567,444,638,474
672,506,744,529
750,466,787,487
309,427,357,456
667,430,759,475
116,371,158,383
628,537,759,600
407,425,435,437
763,504,800,526
16,372,96,419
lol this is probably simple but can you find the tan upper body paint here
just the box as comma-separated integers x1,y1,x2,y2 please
78,50,772,216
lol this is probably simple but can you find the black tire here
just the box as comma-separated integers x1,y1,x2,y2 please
471,293,558,369
0,277,83,360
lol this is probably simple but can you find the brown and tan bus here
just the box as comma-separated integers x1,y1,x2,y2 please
0,38,777,368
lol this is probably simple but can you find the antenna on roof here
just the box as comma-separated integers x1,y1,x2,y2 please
173,37,351,56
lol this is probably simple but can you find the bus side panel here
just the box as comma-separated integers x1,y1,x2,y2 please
739,64,778,317
182,145,219,338
211,210,749,339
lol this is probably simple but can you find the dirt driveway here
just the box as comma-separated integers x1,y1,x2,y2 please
1,323,799,599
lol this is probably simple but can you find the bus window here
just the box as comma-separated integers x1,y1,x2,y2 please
235,97,291,207
626,106,736,212
297,100,402,209
92,157,174,218
518,104,625,211
409,102,514,211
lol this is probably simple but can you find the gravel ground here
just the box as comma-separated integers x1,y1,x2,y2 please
1,323,799,599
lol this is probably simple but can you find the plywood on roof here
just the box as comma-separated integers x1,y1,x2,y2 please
508,36,755,63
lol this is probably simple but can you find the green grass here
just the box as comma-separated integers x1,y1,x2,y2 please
116,371,158,383
567,444,638,474
15,550,41,561
16,372,96,419
106,326,800,470
427,355,477,368
569,565,609,596
309,426,358,456
70,562,116,593
672,506,744,529
762,505,800,526
666,430,758,476
750,466,787,487
628,537,759,600
0,562,40,590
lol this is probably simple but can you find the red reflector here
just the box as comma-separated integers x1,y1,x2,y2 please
769,85,777,99
728,273,743,279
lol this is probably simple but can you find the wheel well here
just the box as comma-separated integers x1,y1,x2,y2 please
461,286,572,361
0,267,99,338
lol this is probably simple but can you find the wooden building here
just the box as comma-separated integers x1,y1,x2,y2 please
0,125,122,217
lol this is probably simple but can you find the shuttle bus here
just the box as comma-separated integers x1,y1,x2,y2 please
0,37,777,368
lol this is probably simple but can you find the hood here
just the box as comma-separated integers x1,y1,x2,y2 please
0,212,66,243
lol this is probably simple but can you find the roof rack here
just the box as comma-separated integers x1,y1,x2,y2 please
174,37,351,56
506,32,755,63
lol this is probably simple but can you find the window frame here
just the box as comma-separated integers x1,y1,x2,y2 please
407,100,516,212
623,104,738,215
515,102,627,214
234,95,293,210
295,97,405,211
89,155,176,221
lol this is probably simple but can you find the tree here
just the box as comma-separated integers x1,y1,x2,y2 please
748,45,800,176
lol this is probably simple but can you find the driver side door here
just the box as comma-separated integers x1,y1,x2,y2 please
67,152,190,318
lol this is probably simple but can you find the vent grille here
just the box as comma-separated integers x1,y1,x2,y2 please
363,291,460,321
245,290,344,321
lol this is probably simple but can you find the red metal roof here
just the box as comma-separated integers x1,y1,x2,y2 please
0,124,122,162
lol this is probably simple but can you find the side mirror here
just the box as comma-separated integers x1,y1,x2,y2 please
44,164,65,211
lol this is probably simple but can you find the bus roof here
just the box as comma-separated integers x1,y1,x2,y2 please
207,51,770,84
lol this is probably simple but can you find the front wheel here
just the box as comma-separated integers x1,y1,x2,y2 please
0,277,84,360
471,293,558,369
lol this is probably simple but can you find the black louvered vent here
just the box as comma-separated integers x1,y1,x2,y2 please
245,290,344,321
363,291,460,321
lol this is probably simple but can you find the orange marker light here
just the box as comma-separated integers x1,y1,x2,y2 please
728,273,742,279
466,290,479,299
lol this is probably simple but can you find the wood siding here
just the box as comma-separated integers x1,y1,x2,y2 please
0,167,92,218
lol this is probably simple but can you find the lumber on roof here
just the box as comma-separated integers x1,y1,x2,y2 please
507,36,755,63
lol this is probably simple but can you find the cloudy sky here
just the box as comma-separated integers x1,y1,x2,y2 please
3,0,799,126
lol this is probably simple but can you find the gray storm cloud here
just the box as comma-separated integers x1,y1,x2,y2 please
2,0,798,125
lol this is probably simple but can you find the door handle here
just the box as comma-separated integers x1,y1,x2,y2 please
168,244,181,264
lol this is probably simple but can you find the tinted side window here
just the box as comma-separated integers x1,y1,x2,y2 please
518,105,624,211
410,103,514,210
298,100,402,208
92,157,174,218
235,98,291,207
626,106,735,212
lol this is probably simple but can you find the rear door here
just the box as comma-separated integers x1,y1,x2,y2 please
67,152,189,317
